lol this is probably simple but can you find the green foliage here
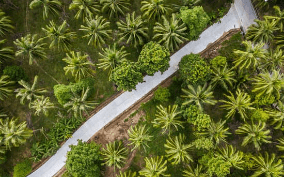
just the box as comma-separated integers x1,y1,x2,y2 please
13,159,32,177
29,0,62,19
110,61,143,91
100,0,130,18
192,137,214,150
139,156,169,177
154,87,171,103
179,54,211,86
53,77,95,105
138,41,170,76
192,113,211,131
254,93,275,106
179,6,210,40
128,124,153,151
66,140,101,177
69,0,99,20
3,66,27,82
207,156,231,177
141,0,170,21
182,104,200,122
250,108,269,122
0,9,14,36
0,75,15,101
210,56,227,68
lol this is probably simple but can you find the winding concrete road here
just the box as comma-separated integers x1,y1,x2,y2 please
28,0,257,176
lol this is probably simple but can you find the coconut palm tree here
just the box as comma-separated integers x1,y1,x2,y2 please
29,0,62,19
220,89,254,120
80,15,111,48
183,164,208,177
0,75,14,101
14,34,46,65
63,87,97,118
139,156,169,177
252,0,276,12
233,41,266,71
101,140,128,173
217,145,244,170
16,75,47,105
164,134,192,165
276,138,284,152
63,51,95,81
246,18,279,44
69,0,99,20
100,0,130,18
128,124,153,151
153,14,187,52
153,104,183,134
0,9,14,36
199,120,231,146
251,152,284,177
181,84,217,111
0,39,13,64
97,44,128,73
266,5,284,32
30,96,54,116
260,47,284,71
210,64,236,91
42,20,76,51
117,12,148,48
236,121,271,151
0,118,33,149
141,0,170,21
252,69,284,99
268,101,284,130
118,170,137,177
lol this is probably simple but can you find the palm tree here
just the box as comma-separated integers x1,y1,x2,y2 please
0,39,14,64
0,9,14,36
117,12,148,47
100,0,130,18
252,0,276,12
252,69,284,99
210,64,236,91
246,18,279,44
118,170,137,177
235,121,271,151
63,87,97,118
97,44,128,73
266,5,284,32
183,164,208,177
63,51,95,81
30,96,54,116
220,89,254,120
101,140,128,173
42,20,76,51
141,0,170,21
164,134,192,165
199,120,231,145
251,152,284,177
0,118,33,149
276,34,284,49
80,15,111,48
268,101,284,130
69,0,99,20
152,104,183,134
181,84,217,111
127,124,153,151
217,145,244,170
276,138,284,151
0,75,14,101
139,156,169,177
29,0,62,19
153,14,187,52
233,41,266,71
16,75,47,105
14,34,46,65
260,47,284,71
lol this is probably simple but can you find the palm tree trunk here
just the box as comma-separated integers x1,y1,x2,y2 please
34,60,60,84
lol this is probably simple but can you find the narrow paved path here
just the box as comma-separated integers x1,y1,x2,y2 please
29,0,257,176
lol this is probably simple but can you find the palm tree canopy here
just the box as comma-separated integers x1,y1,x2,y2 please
0,39,14,64
153,14,187,52
217,145,244,170
0,10,14,36
220,89,254,120
183,164,208,177
14,34,47,65
141,0,170,21
118,170,137,177
0,75,14,101
69,0,100,20
63,51,95,81
80,15,111,48
100,0,130,18
128,124,153,151
153,104,183,134
29,0,62,19
210,64,236,91
260,47,284,71
182,84,217,111
117,12,148,47
265,5,284,32
30,96,54,116
139,156,169,177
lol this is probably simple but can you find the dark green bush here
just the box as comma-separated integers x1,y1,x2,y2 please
53,84,72,105
210,56,227,68
13,159,32,177
154,87,171,103
3,65,27,82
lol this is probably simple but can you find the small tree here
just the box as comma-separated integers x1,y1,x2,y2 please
138,41,170,76
66,140,101,177
153,87,170,103
13,159,32,177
